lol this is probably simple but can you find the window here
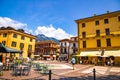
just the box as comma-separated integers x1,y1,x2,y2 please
82,23,85,28
106,38,111,47
13,34,17,38
96,30,100,36
97,39,101,47
64,42,66,46
21,36,25,40
11,41,17,47
105,28,110,35
28,45,32,51
2,41,6,45
64,48,67,53
83,41,86,48
30,38,32,42
73,43,76,47
61,48,63,53
49,43,51,46
73,49,76,53
3,33,7,37
118,16,120,21
95,20,99,25
20,43,24,49
82,32,86,38
74,38,77,41
104,19,109,24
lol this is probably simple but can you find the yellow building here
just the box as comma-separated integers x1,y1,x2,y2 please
75,11,120,65
0,27,36,60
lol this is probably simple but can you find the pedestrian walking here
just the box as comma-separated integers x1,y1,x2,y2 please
71,57,76,70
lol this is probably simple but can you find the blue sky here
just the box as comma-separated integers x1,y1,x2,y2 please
0,0,120,39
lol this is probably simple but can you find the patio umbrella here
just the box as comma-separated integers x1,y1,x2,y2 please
0,43,21,53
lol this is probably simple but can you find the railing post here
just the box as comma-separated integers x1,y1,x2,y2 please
49,70,52,80
93,68,96,80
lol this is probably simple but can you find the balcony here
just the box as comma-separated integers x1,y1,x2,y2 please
96,34,100,37
72,46,78,51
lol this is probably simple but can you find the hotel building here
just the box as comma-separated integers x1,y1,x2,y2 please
35,40,60,60
75,11,120,64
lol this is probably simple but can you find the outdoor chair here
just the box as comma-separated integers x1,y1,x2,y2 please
0,66,3,76
0,66,3,72
12,66,21,76
9,63,14,70
34,63,42,73
23,66,31,76
40,65,49,74
2,63,9,71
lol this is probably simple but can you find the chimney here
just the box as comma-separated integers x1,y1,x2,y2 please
107,11,110,13
94,14,96,16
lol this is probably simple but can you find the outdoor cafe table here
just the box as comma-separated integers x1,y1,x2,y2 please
7,63,14,70
2,62,14,70
13,65,28,76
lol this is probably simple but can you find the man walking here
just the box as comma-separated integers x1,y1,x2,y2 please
71,57,76,70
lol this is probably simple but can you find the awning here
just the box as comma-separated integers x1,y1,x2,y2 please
104,50,120,57
43,55,50,57
80,51,101,56
0,43,21,53
74,50,120,57
74,51,101,57
34,55,40,57
60,54,67,57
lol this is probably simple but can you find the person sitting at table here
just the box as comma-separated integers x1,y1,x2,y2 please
27,57,31,63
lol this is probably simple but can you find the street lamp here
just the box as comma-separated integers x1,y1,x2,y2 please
20,48,23,59
99,49,105,56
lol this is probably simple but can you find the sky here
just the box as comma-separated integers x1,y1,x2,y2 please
0,0,120,39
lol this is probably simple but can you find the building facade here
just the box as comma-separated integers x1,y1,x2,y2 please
35,40,60,60
0,27,36,60
69,36,78,56
75,11,120,64
59,39,70,60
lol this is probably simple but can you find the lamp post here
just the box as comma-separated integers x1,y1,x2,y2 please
99,49,106,65
99,49,105,56
20,48,23,59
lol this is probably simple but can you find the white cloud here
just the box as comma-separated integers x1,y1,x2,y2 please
0,17,27,29
35,24,73,39
0,17,74,39
0,17,32,34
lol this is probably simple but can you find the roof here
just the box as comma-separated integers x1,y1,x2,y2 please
75,10,120,23
59,39,70,42
0,27,36,39
36,40,56,44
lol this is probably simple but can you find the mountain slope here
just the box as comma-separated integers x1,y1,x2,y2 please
36,34,59,44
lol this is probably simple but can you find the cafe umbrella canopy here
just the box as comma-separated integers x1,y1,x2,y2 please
0,43,21,53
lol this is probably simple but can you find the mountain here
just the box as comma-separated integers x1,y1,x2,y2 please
36,34,59,44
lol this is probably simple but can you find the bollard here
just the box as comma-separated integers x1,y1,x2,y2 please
49,70,52,80
93,68,96,80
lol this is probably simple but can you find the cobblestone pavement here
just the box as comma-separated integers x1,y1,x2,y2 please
0,60,120,80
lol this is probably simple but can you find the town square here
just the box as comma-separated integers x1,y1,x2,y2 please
0,0,120,80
